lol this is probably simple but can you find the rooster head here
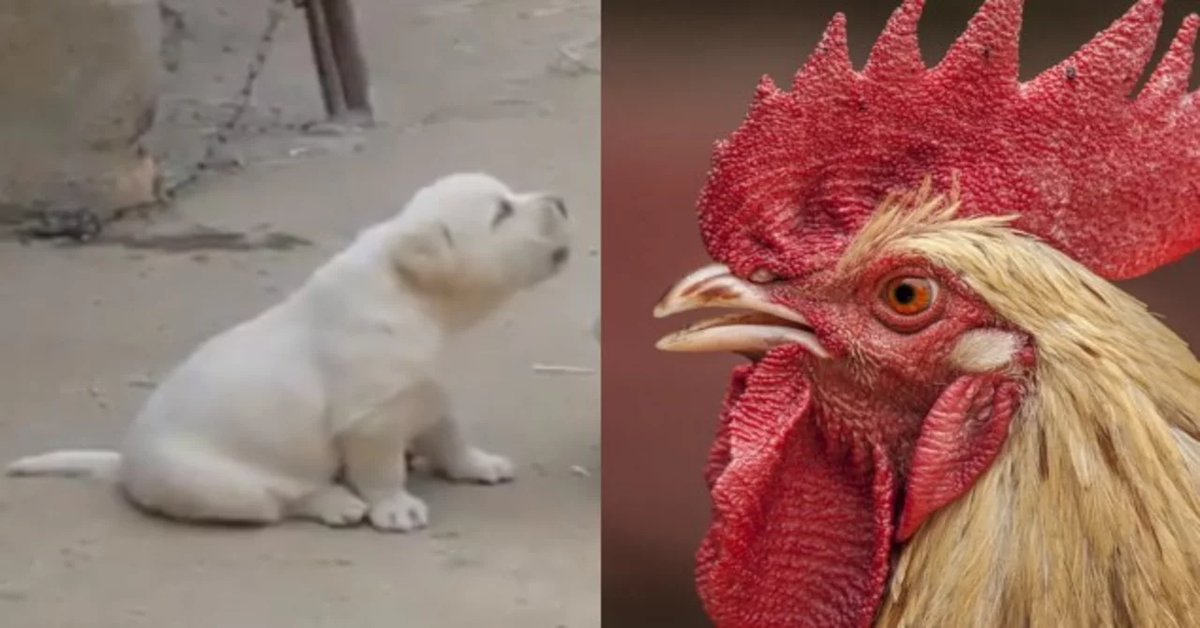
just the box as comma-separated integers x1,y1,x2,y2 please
653,0,1200,626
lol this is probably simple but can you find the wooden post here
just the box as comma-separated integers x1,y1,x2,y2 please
302,0,372,124
302,0,347,119
323,0,373,122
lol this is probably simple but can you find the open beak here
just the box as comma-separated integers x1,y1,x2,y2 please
653,263,829,359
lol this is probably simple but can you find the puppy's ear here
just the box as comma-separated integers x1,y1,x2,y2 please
391,226,456,293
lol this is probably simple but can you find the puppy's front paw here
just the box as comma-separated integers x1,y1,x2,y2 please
368,492,429,533
440,448,515,485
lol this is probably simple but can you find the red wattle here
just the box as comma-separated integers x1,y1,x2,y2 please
897,374,1021,541
696,348,895,628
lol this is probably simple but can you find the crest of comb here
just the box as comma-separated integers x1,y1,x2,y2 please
697,0,1200,280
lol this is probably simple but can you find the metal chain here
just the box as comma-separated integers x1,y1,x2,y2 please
163,0,297,200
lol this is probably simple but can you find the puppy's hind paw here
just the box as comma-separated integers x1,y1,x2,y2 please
440,448,515,485
290,485,369,528
368,492,429,533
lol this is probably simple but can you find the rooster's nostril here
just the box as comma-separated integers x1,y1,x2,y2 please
549,196,568,219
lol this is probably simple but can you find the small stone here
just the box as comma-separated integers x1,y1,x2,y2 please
127,375,156,389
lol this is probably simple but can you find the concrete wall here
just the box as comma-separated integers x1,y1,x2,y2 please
0,0,162,222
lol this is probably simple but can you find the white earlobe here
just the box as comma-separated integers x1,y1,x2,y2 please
949,329,1021,373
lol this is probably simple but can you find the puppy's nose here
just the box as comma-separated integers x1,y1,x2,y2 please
546,195,568,219
551,246,570,267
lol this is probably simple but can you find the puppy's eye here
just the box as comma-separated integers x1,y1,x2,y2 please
491,199,515,229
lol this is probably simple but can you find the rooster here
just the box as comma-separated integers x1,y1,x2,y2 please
651,0,1200,626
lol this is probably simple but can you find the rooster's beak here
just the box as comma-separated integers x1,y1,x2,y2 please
652,263,829,358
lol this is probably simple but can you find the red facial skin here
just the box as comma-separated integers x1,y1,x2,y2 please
695,255,1031,627
687,0,1200,625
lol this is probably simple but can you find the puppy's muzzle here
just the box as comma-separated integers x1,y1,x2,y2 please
537,193,570,233
536,194,571,271
538,194,569,223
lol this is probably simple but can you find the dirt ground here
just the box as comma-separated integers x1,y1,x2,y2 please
0,1,599,627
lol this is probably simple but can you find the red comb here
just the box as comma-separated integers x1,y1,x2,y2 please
697,0,1200,280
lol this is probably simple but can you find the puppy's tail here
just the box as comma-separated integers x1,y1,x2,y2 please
5,450,122,481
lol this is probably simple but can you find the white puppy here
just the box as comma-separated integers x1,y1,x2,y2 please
5,172,571,532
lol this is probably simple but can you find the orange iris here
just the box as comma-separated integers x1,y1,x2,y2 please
882,277,935,316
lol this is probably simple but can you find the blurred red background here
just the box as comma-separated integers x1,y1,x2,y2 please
602,0,1200,625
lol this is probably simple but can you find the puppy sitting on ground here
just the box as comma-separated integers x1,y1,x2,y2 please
6,172,571,532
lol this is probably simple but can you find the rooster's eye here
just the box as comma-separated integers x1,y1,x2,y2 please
882,276,936,316
748,268,778,284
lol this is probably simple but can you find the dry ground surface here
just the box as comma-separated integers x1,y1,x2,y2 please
0,1,599,626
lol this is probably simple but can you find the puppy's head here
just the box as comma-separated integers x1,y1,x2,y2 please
390,172,571,325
